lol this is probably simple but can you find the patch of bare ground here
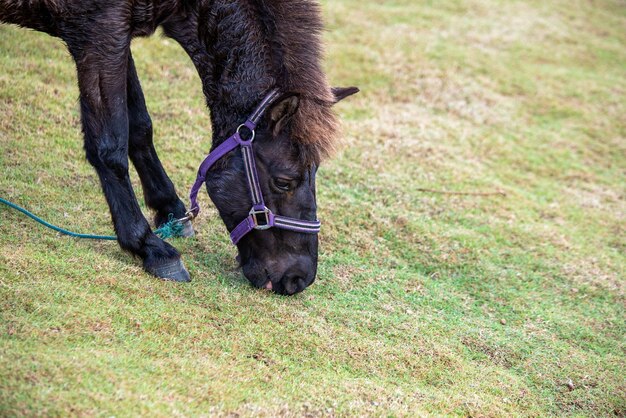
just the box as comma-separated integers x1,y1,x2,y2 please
331,265,366,290
342,72,519,195
560,257,624,296
564,180,625,212
461,334,519,368
442,1,570,54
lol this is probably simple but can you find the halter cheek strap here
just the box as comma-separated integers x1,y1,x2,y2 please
188,89,321,245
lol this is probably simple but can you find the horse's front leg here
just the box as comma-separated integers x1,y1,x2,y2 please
70,44,190,282
126,53,194,237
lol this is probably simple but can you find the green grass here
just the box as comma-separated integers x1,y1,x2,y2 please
1,0,624,416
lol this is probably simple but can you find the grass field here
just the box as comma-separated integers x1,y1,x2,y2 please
1,0,625,416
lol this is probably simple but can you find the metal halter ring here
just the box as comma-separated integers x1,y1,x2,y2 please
236,124,256,143
249,206,272,230
183,209,198,221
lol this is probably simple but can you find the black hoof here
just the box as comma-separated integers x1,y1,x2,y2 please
144,258,191,282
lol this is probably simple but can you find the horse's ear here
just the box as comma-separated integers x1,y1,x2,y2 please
332,86,360,104
270,93,300,135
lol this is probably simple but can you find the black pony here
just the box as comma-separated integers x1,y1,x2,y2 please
0,0,358,295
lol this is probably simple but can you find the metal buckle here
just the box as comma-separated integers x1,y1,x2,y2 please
249,206,272,230
236,124,256,143
183,209,197,222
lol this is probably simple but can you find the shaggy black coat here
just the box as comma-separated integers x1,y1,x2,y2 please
0,0,357,293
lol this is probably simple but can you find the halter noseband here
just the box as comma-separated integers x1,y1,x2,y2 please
187,89,321,245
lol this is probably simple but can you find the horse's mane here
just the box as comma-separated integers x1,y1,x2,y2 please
260,0,340,164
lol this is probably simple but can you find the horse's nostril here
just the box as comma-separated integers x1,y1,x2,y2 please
282,276,306,295
261,258,316,296
284,279,296,295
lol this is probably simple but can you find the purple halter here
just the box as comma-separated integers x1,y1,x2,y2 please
187,89,321,245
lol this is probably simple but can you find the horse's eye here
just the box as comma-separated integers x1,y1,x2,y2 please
273,178,293,192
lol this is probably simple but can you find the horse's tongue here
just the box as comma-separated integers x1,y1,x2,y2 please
265,281,273,290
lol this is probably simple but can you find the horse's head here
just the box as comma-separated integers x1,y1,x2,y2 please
205,87,358,295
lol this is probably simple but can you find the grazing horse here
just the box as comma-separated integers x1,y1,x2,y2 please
0,0,358,295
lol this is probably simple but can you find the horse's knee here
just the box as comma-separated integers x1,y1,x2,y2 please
131,114,152,140
99,143,129,176
85,135,129,176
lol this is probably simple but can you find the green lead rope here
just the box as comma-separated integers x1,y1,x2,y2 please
0,197,186,241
